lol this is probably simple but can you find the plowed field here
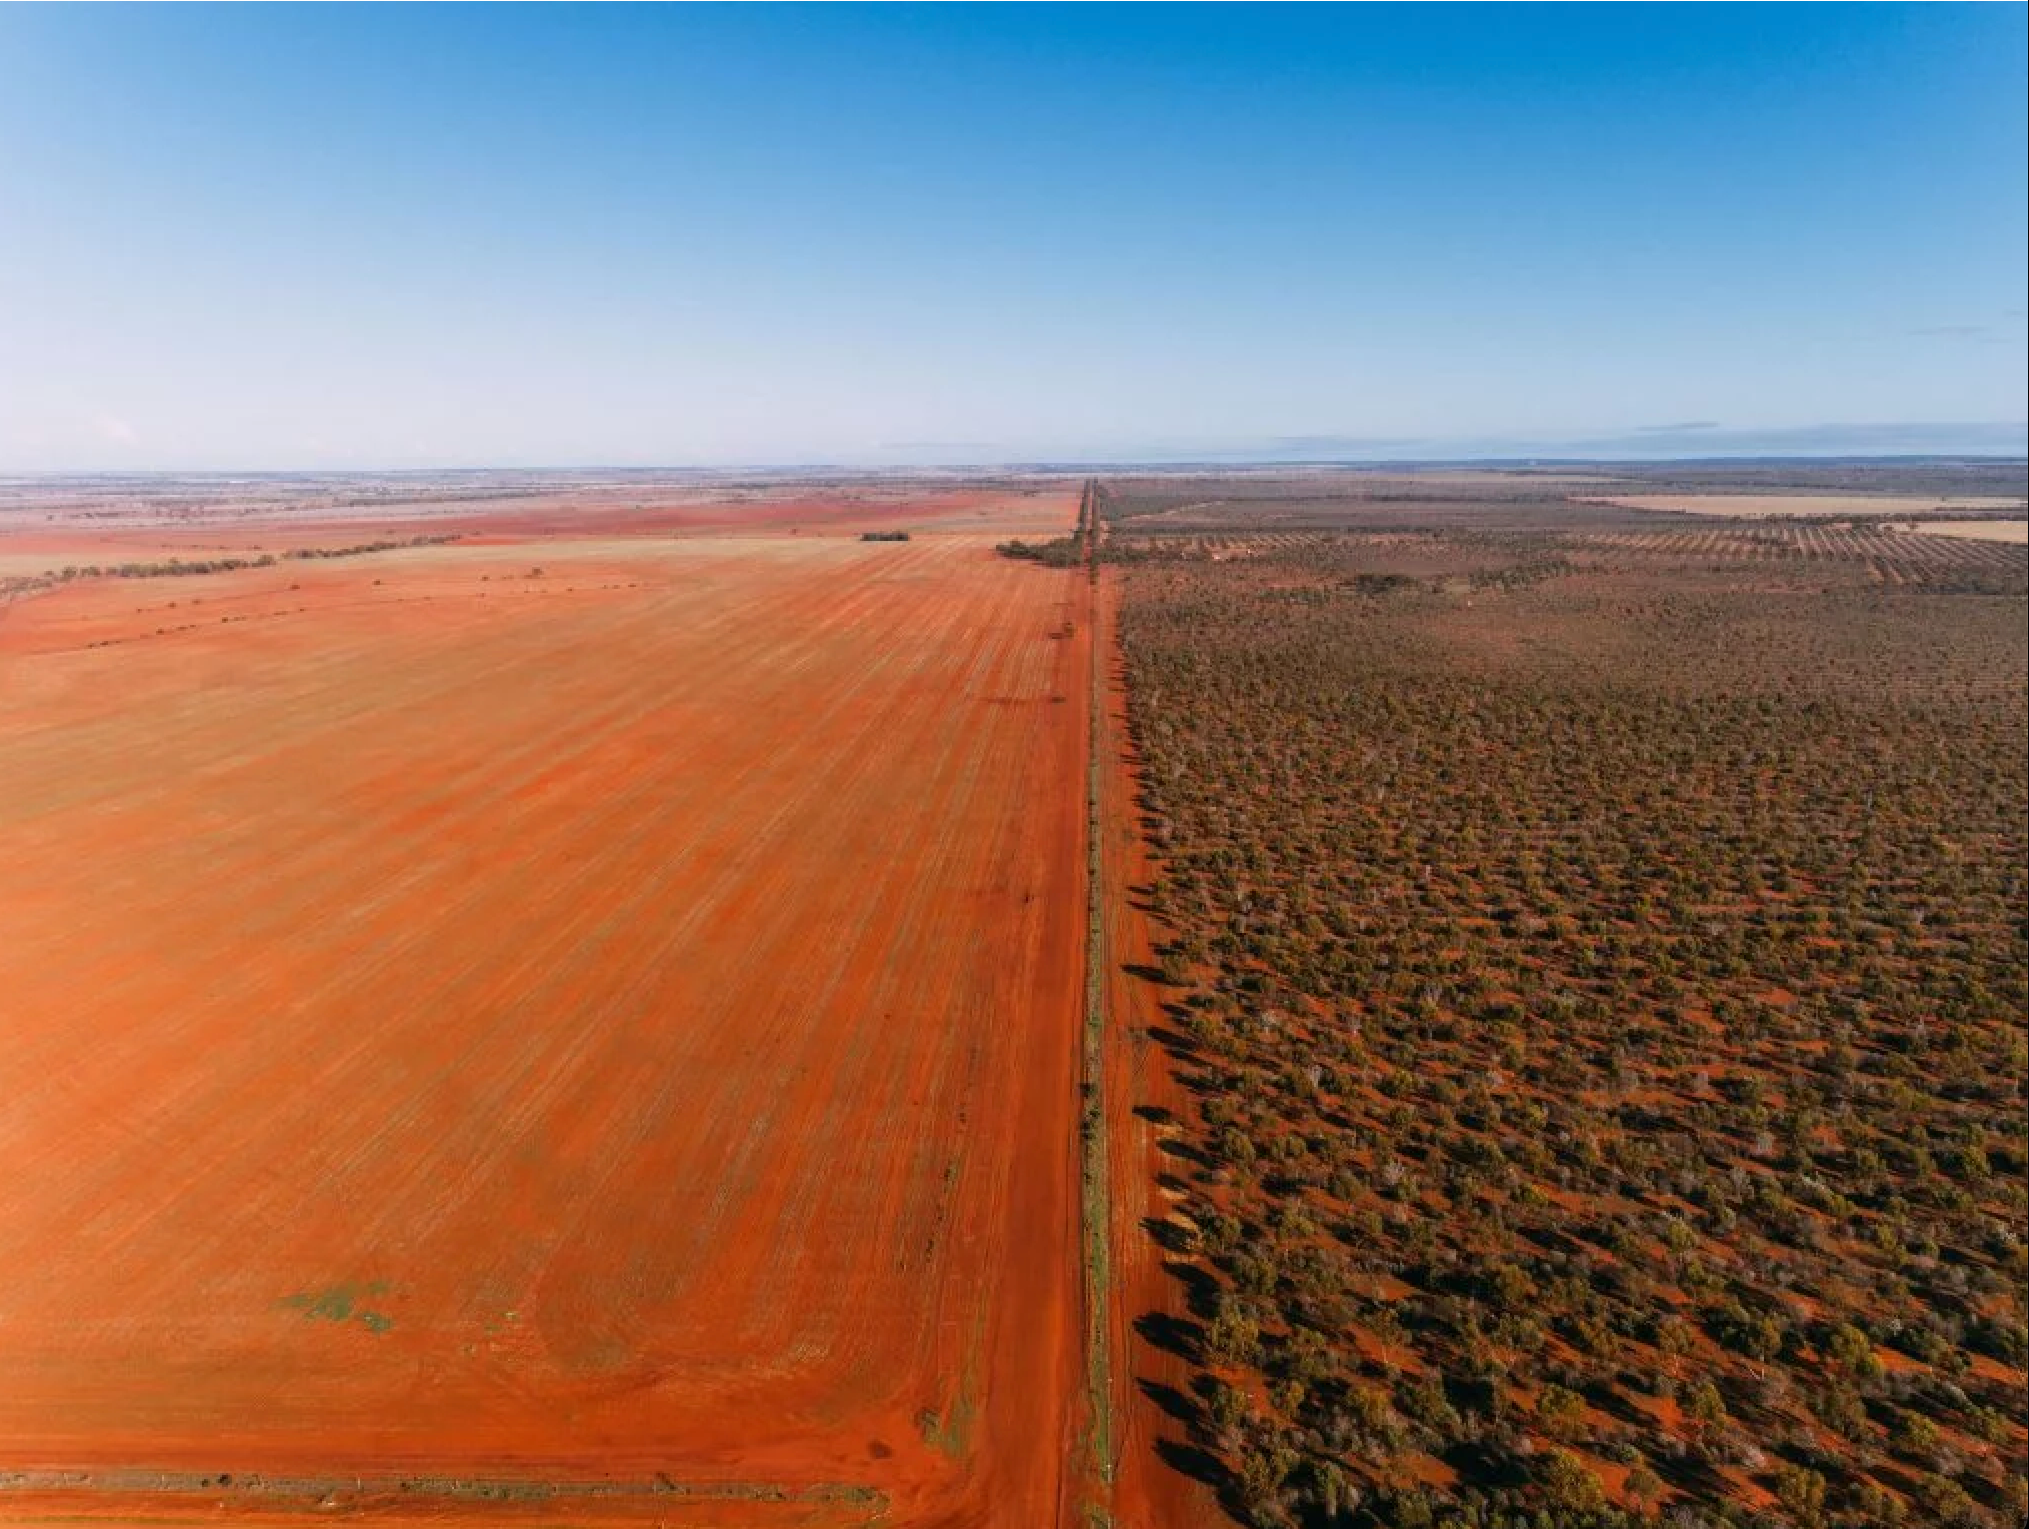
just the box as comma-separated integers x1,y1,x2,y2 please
0,492,1090,1526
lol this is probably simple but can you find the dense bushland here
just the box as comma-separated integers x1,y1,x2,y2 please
1115,517,2028,1529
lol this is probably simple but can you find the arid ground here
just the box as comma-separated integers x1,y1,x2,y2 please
0,484,1092,1526
1908,519,2029,544
4,462,2026,1529
1581,493,2025,519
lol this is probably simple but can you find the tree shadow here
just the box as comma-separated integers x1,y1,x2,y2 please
1135,1310,1205,1364
1164,1258,1224,1319
1439,1440,1525,1491
1653,1444,1737,1502
1154,1437,1230,1495
1137,1377,1204,1429
1581,1378,1656,1432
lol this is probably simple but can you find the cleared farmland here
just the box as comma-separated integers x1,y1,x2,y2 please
0,493,1089,1525
1582,494,2027,519
1909,519,2029,544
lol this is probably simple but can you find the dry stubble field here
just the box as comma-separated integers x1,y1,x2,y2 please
0,488,1091,1527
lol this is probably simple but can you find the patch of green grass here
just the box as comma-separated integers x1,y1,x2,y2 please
278,1280,393,1336
917,1306,985,1459
1080,486,1116,1489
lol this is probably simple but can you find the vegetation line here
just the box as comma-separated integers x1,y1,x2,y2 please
0,1468,883,1507
1077,477,1118,1510
27,535,459,588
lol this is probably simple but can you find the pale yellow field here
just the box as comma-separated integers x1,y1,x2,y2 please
1907,519,2029,544
1584,493,2026,519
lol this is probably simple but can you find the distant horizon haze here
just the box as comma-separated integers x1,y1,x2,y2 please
3,5,2024,471
3,424,2026,479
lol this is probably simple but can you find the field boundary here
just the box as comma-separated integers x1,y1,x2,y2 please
0,1468,885,1511
1077,478,1117,1516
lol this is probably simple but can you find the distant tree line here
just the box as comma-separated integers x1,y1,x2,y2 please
41,534,456,584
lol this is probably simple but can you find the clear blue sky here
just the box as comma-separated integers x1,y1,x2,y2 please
2,3,2023,468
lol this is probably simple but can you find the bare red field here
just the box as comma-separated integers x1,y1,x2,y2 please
0,492,1089,1525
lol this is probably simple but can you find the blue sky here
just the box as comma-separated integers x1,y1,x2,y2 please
2,4,2023,468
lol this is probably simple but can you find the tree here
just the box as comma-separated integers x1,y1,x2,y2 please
1537,1449,1606,1514
1624,1457,1665,1515
1205,1308,1261,1367
1892,1411,1941,1464
1534,1383,1587,1442
1774,1464,1826,1527
1685,1379,1728,1438
1234,1440,1299,1518
1825,1322,1882,1379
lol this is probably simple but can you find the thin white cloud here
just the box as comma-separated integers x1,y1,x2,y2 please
90,412,139,446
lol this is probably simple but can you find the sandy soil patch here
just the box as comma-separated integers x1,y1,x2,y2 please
1582,493,2025,518
1905,518,2029,543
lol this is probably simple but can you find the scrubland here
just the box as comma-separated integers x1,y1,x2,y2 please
1101,474,2028,1529
5,460,2024,1529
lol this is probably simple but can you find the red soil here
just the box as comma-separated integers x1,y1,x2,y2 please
0,484,1063,563
1096,566,1227,1529
0,493,1089,1526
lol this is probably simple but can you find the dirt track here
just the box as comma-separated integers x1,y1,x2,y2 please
0,492,1090,1526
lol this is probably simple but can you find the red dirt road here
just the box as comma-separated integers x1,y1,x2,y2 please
0,495,1089,1525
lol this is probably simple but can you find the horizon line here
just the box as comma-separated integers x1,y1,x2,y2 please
5,450,2028,481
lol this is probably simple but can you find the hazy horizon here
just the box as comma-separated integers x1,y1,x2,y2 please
4,4,2025,471
4,437,2028,481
